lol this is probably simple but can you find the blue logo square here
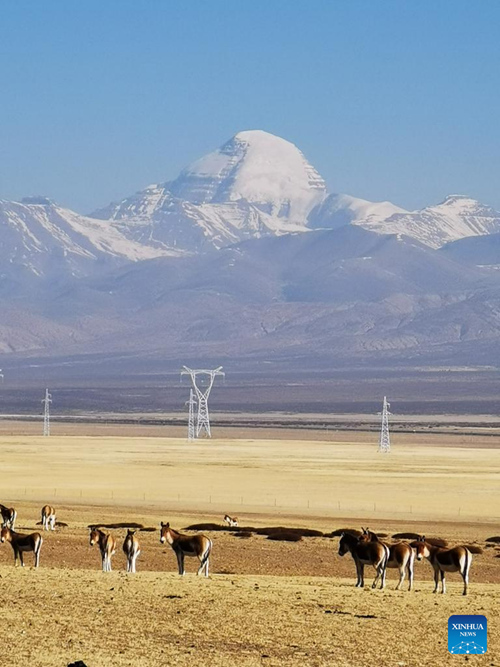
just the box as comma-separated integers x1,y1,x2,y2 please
448,615,487,654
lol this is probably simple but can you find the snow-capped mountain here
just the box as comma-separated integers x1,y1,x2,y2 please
91,131,500,252
91,130,327,251
168,130,326,219
2,128,500,373
0,197,174,281
353,195,500,249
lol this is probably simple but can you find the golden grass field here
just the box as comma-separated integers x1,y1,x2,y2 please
0,427,499,666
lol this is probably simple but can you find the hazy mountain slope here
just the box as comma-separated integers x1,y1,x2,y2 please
2,226,494,363
441,232,500,266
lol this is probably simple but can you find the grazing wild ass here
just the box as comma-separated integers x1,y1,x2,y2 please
0,503,17,530
411,536,472,595
0,526,42,567
41,505,56,531
223,514,238,527
123,529,141,573
359,528,415,591
338,531,389,589
89,527,116,572
160,522,212,577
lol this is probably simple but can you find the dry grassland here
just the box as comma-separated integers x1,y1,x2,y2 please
0,431,499,666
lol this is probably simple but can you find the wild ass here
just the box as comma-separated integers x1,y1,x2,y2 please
123,529,141,573
411,536,472,595
160,522,212,577
41,505,56,531
0,503,17,530
338,531,389,589
223,514,238,527
0,526,43,567
89,527,116,572
359,528,415,591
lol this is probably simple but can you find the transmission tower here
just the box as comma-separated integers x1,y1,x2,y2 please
42,388,52,437
378,396,391,453
186,389,197,442
181,366,224,438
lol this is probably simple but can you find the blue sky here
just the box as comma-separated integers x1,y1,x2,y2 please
1,1,499,213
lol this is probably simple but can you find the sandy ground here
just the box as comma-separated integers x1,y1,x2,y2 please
0,432,499,666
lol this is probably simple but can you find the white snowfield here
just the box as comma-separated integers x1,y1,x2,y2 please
2,130,500,280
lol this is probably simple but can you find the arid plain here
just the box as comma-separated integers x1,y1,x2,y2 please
0,426,499,666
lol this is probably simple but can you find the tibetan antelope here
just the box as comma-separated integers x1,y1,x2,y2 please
0,526,42,567
411,537,472,595
359,528,415,591
123,529,141,573
89,527,116,572
0,503,17,530
160,522,212,577
223,514,238,527
41,505,56,531
338,531,389,589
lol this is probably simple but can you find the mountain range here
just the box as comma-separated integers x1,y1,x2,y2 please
1,129,500,371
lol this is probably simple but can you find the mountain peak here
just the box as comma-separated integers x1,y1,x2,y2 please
232,129,283,142
167,130,326,223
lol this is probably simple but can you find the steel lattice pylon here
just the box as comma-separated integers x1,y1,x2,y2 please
186,389,197,442
378,396,391,453
181,366,224,438
42,388,52,437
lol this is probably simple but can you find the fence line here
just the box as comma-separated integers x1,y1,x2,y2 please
2,487,496,523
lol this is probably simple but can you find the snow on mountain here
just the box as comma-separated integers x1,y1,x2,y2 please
0,197,174,280
355,195,500,249
93,184,279,252
4,129,500,293
168,130,326,222
309,193,407,230
91,130,327,251
92,130,500,253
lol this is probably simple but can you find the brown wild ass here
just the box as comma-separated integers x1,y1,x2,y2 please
338,531,389,589
0,526,42,567
359,528,415,591
223,514,238,527
160,522,212,577
41,505,56,531
89,527,116,572
123,529,141,573
411,536,472,595
0,503,17,530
